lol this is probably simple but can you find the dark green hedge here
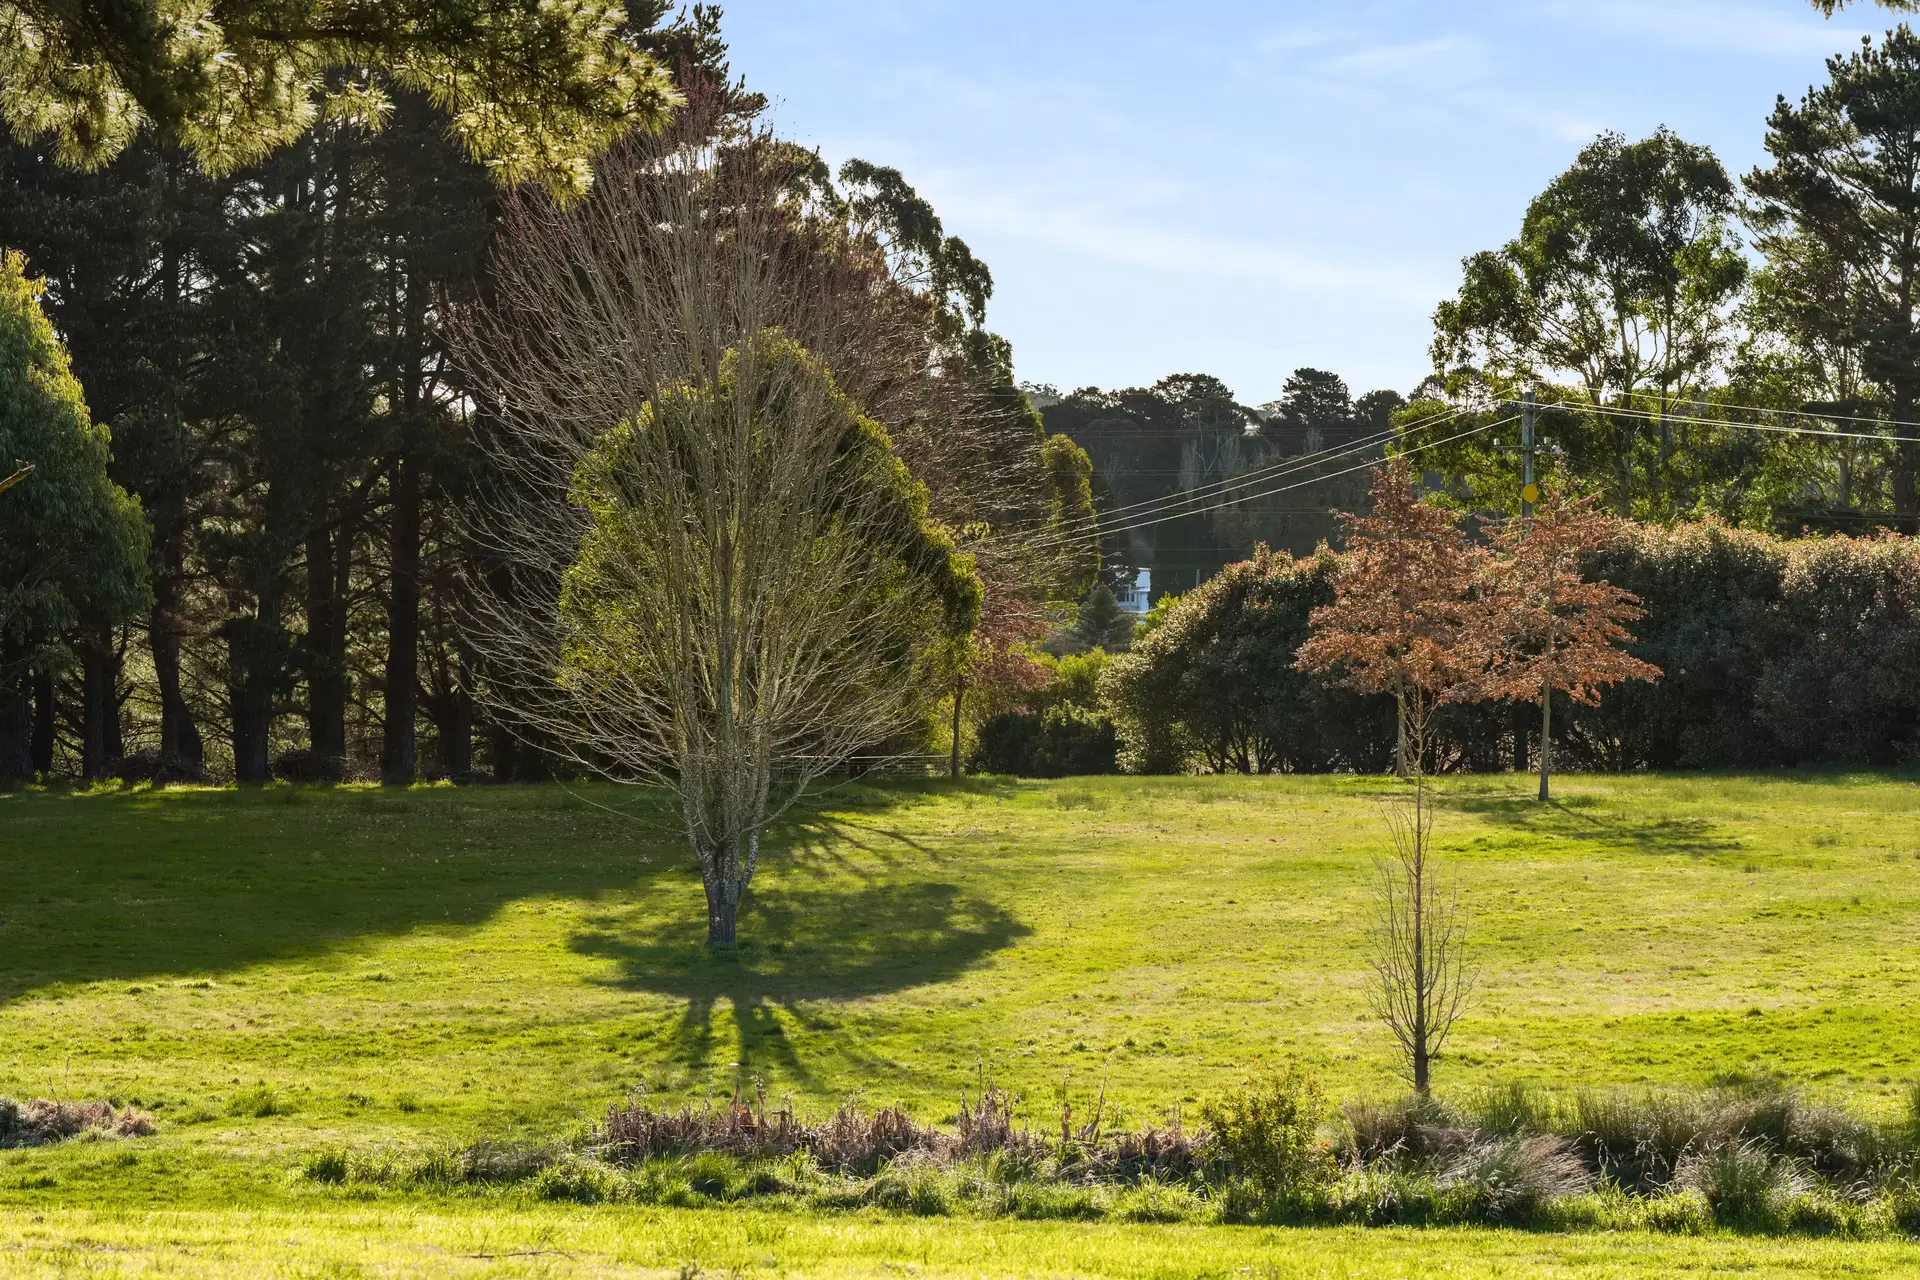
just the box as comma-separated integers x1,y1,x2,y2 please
1102,527,1920,774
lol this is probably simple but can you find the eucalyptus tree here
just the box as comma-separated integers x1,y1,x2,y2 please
1433,129,1748,517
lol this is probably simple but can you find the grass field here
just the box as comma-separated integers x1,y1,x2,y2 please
6,1204,1920,1278
2,772,1919,1274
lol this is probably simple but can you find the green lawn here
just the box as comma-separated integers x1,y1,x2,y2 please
2,773,1919,1273
4,1204,1919,1278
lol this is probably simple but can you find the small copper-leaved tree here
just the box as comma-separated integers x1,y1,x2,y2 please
1295,460,1480,1096
1472,492,1661,803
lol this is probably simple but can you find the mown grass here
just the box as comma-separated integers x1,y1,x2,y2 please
3,1204,1919,1278
2,772,1919,1271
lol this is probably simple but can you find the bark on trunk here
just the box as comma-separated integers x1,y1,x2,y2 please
489,719,516,782
0,664,30,784
305,522,347,777
949,679,965,779
706,882,739,948
1393,690,1408,778
1896,439,1919,531
81,624,114,781
229,615,277,785
438,690,474,778
151,552,202,771
29,666,54,775
1538,682,1553,803
383,455,420,784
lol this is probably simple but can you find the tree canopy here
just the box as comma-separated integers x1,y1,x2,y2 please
0,0,684,196
0,249,146,778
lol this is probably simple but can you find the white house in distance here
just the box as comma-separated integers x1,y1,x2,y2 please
1116,569,1152,616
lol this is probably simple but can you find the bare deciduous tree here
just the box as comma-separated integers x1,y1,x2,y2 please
452,124,990,947
1297,460,1481,1095
1370,777,1474,1097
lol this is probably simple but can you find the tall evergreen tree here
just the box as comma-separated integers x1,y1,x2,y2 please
1748,26,1920,525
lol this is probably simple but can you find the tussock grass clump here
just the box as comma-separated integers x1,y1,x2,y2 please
595,1083,1203,1184
1438,1134,1592,1221
293,1072,1920,1239
226,1085,294,1119
0,1097,155,1148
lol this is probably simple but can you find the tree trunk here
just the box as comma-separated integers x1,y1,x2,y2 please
1393,690,1408,778
383,454,421,784
1410,769,1430,1096
1538,681,1553,803
705,874,739,948
1896,439,1919,531
0,664,30,784
438,686,474,778
29,666,54,775
104,633,123,763
81,623,113,781
949,679,965,779
489,718,516,783
151,550,202,772
305,522,348,777
228,617,276,785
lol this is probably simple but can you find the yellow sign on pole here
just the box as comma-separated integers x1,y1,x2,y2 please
1521,482,1540,506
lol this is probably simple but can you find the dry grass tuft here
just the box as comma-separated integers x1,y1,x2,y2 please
0,1096,155,1148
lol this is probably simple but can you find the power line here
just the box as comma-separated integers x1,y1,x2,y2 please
1508,397,1920,445
1067,403,1464,528
1031,414,1513,553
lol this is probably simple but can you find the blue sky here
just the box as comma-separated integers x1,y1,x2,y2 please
717,0,1878,406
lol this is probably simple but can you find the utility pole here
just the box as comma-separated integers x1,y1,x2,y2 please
1496,392,1546,516
1521,389,1537,518
1497,394,1546,781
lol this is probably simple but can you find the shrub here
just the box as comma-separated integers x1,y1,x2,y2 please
971,706,1118,777
1102,547,1397,775
1200,1064,1334,1202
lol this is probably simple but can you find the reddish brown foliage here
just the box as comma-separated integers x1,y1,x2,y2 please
1469,494,1663,706
1294,460,1485,766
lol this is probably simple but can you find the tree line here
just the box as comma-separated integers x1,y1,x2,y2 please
0,7,1095,792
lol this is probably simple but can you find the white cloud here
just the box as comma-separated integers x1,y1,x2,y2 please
934,187,1453,308
1533,0,1867,58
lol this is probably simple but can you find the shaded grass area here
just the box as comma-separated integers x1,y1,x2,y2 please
2,771,1919,1216
1,1204,1917,1278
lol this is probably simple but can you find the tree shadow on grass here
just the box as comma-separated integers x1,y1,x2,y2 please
569,873,1027,1091
0,783,692,1008
1448,791,1745,857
